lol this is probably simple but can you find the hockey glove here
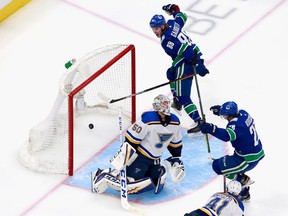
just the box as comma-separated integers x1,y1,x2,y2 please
162,4,180,15
199,122,217,134
195,60,209,77
210,105,221,116
197,68,209,77
164,156,186,182
166,66,176,80
109,142,138,171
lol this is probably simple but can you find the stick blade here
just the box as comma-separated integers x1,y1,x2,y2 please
122,202,146,215
98,92,112,103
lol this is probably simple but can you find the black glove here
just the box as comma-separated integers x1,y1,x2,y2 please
197,68,209,77
210,105,221,116
162,4,180,15
200,122,217,134
195,60,209,77
166,66,176,80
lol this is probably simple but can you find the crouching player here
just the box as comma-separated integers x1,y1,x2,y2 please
184,180,244,216
91,94,186,194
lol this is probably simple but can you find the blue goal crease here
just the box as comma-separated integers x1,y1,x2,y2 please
66,129,225,204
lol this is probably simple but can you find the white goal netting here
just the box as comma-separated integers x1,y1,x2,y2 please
18,44,136,175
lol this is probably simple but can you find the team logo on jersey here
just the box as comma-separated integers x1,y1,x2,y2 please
155,133,173,148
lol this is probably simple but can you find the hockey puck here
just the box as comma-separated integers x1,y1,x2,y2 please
88,123,94,129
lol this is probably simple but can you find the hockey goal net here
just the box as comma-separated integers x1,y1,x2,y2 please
18,44,136,176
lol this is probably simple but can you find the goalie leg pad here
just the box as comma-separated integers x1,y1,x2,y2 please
92,168,156,195
127,177,156,194
91,168,109,193
105,176,156,194
110,142,138,171
106,176,156,194
154,165,167,194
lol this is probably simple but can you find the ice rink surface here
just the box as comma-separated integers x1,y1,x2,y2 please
0,0,287,215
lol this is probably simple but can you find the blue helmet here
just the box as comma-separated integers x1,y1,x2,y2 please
150,15,166,28
220,101,238,116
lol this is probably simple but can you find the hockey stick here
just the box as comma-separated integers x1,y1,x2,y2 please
118,108,145,215
192,65,213,161
193,64,213,160
192,59,226,191
99,73,195,104
223,175,227,193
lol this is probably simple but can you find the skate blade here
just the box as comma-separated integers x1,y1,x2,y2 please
172,107,182,116
187,131,203,138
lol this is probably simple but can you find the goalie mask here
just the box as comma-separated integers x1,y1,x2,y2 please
152,94,170,116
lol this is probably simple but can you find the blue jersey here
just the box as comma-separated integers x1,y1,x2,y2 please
160,12,202,67
214,109,265,163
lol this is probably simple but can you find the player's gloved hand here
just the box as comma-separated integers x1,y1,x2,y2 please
166,66,176,80
210,105,221,116
200,122,217,134
162,4,180,15
197,68,209,77
164,156,186,182
193,59,209,77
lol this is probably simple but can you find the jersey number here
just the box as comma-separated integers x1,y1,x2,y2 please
132,124,142,133
206,197,229,215
177,31,193,45
249,123,259,146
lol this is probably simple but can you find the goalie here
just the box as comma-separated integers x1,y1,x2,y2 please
91,94,185,194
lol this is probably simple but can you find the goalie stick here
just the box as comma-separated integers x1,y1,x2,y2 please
118,108,145,216
98,73,195,104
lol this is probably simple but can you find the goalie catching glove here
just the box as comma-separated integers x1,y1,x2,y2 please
164,156,186,182
109,142,138,171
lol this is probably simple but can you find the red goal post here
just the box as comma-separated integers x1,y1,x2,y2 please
18,44,136,176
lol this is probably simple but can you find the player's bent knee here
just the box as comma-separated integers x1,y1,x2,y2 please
154,165,167,194
212,159,222,175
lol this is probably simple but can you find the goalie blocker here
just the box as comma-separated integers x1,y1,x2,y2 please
109,142,138,171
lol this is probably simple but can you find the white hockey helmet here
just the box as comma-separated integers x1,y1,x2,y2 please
152,94,170,116
227,180,242,196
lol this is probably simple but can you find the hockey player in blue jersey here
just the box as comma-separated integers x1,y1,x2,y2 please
149,4,209,133
91,94,186,195
184,180,244,216
199,101,265,201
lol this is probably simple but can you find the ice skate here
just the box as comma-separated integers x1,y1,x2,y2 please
240,174,255,187
187,120,203,134
239,186,251,202
171,97,182,116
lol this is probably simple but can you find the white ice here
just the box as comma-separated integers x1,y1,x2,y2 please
0,0,287,215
